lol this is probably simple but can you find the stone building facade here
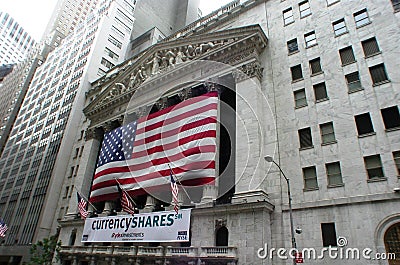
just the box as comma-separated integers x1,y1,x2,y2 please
53,0,400,264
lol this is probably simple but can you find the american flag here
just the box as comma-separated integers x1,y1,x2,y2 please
117,184,136,215
170,169,179,214
0,218,8,238
77,192,88,219
90,92,218,202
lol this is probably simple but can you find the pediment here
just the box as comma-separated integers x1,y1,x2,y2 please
83,24,267,122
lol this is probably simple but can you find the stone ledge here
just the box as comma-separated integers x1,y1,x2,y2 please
192,199,274,215
284,192,400,212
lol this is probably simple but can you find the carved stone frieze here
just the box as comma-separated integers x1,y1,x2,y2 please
99,82,128,105
88,41,224,102
84,25,268,125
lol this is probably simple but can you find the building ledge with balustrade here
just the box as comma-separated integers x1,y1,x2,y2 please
60,245,238,265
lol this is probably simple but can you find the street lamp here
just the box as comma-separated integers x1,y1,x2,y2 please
264,156,297,264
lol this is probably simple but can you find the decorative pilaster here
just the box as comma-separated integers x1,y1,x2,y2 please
231,74,270,204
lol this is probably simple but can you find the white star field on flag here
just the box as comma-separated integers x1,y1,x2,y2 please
96,121,137,168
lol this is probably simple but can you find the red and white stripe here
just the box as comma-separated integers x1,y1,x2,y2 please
171,179,179,214
120,186,136,215
77,193,89,219
90,92,218,202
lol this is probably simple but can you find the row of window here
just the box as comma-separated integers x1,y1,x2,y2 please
293,65,388,108
303,151,400,190
298,106,400,150
283,2,372,29
289,38,389,108
290,39,387,85
285,8,373,55
289,33,381,60
339,37,381,65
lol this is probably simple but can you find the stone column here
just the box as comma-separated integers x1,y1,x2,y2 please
198,82,221,206
90,256,96,265
199,185,218,206
142,195,156,213
72,257,78,265
87,204,95,216
103,201,113,215
231,62,271,204
177,189,185,204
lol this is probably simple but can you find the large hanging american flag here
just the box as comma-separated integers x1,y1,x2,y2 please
90,91,218,202
0,218,7,237
77,192,89,219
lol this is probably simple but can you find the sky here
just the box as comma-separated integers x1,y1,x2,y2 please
0,0,234,42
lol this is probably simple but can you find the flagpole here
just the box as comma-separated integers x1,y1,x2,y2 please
76,189,98,212
168,164,192,203
114,178,137,207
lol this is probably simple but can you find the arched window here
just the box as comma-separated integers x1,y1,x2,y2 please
384,222,400,265
215,226,229,246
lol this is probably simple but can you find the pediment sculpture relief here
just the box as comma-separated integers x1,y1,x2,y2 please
97,41,222,105
85,25,268,123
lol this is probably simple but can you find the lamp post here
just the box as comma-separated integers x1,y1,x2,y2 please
264,156,297,264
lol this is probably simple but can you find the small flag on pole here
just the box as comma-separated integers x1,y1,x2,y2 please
117,184,136,215
170,169,179,214
77,192,88,219
0,218,8,238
